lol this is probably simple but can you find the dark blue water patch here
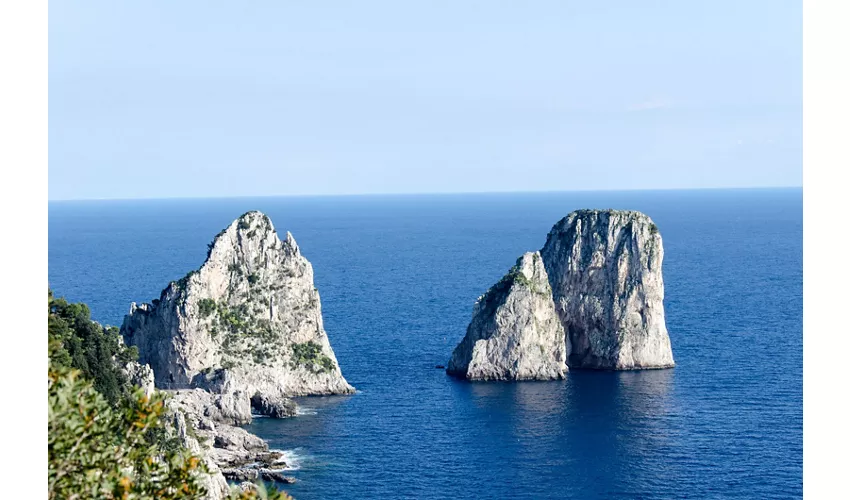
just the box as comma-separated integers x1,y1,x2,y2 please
48,188,802,499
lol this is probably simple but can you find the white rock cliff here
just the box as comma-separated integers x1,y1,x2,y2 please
447,252,568,380
448,209,674,379
121,211,354,414
541,209,674,370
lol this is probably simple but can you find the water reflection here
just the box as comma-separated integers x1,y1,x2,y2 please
449,369,677,498
562,369,678,498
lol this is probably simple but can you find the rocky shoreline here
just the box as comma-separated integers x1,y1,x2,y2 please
167,390,297,498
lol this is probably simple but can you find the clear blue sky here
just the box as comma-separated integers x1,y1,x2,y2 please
49,1,801,200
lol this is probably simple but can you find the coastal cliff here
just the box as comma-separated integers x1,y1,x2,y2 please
121,211,354,417
448,209,674,380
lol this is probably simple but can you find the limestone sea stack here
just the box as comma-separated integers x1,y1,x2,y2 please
121,211,354,412
447,252,568,381
448,209,674,380
542,209,674,370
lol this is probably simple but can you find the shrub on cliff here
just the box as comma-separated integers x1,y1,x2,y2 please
48,289,138,405
291,341,336,373
48,361,208,499
47,291,294,499
48,366,296,499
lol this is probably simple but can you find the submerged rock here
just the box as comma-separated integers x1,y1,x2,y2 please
541,209,674,370
121,210,354,407
448,209,674,379
447,252,568,381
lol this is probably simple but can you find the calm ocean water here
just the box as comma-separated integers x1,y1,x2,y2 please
48,189,802,499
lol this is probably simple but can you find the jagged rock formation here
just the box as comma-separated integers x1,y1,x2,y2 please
541,209,673,369
121,211,354,418
447,252,567,380
166,399,230,500
168,388,254,426
166,392,296,499
448,209,674,379
119,210,349,498
122,360,155,397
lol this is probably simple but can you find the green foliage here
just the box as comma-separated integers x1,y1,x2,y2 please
47,291,295,500
48,363,207,499
247,273,260,285
219,305,244,331
512,271,533,289
649,223,659,235
198,298,217,318
210,300,278,345
48,366,295,500
48,290,137,405
238,218,252,230
290,341,336,373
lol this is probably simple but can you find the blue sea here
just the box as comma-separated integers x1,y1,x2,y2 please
48,189,802,499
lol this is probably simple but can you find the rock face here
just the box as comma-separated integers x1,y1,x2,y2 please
541,210,673,370
121,211,354,413
447,252,567,380
448,209,674,379
166,401,230,500
165,392,294,500
168,388,253,426
122,360,155,397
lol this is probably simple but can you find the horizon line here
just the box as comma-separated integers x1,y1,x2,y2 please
48,184,802,203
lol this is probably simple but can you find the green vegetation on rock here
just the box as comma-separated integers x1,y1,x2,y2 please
48,363,207,499
228,262,244,277
476,258,549,312
48,290,137,405
47,289,295,499
198,298,217,318
202,298,280,366
48,289,205,499
290,341,336,373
